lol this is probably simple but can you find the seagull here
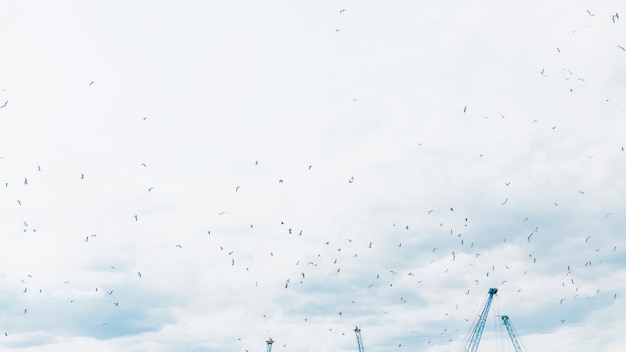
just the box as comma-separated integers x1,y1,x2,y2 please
334,28,340,32
176,244,182,248
339,9,345,14
235,185,241,192
463,106,467,113
137,272,142,278
89,81,95,86
586,9,595,17
618,46,625,51
528,233,534,242
134,214,138,221
585,235,591,242
501,198,508,205
0,100,7,109
427,209,433,215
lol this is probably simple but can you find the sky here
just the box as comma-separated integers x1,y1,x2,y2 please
1,1,626,351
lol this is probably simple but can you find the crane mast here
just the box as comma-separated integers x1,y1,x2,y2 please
266,337,274,352
354,326,365,352
501,315,523,352
463,287,498,352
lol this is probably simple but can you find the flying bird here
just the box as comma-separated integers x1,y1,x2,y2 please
89,81,95,86
339,9,345,14
585,235,591,242
586,9,595,16
0,100,7,109
618,46,625,51
137,272,142,278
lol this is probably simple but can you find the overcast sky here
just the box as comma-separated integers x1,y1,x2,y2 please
1,1,626,351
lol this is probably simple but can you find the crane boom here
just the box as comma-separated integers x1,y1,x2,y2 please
464,287,498,352
501,315,523,352
354,326,365,352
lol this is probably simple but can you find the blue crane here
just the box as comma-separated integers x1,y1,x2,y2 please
266,337,274,352
462,287,498,352
354,326,365,352
501,315,523,352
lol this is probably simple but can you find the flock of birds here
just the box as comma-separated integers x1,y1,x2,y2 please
1,6,625,352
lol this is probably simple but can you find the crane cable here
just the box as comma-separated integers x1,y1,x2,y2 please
492,292,505,352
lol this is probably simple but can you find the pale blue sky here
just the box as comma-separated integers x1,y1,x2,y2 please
1,1,626,351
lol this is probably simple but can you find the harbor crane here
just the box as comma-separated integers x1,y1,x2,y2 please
460,287,498,352
266,337,274,352
354,326,365,352
501,315,523,352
